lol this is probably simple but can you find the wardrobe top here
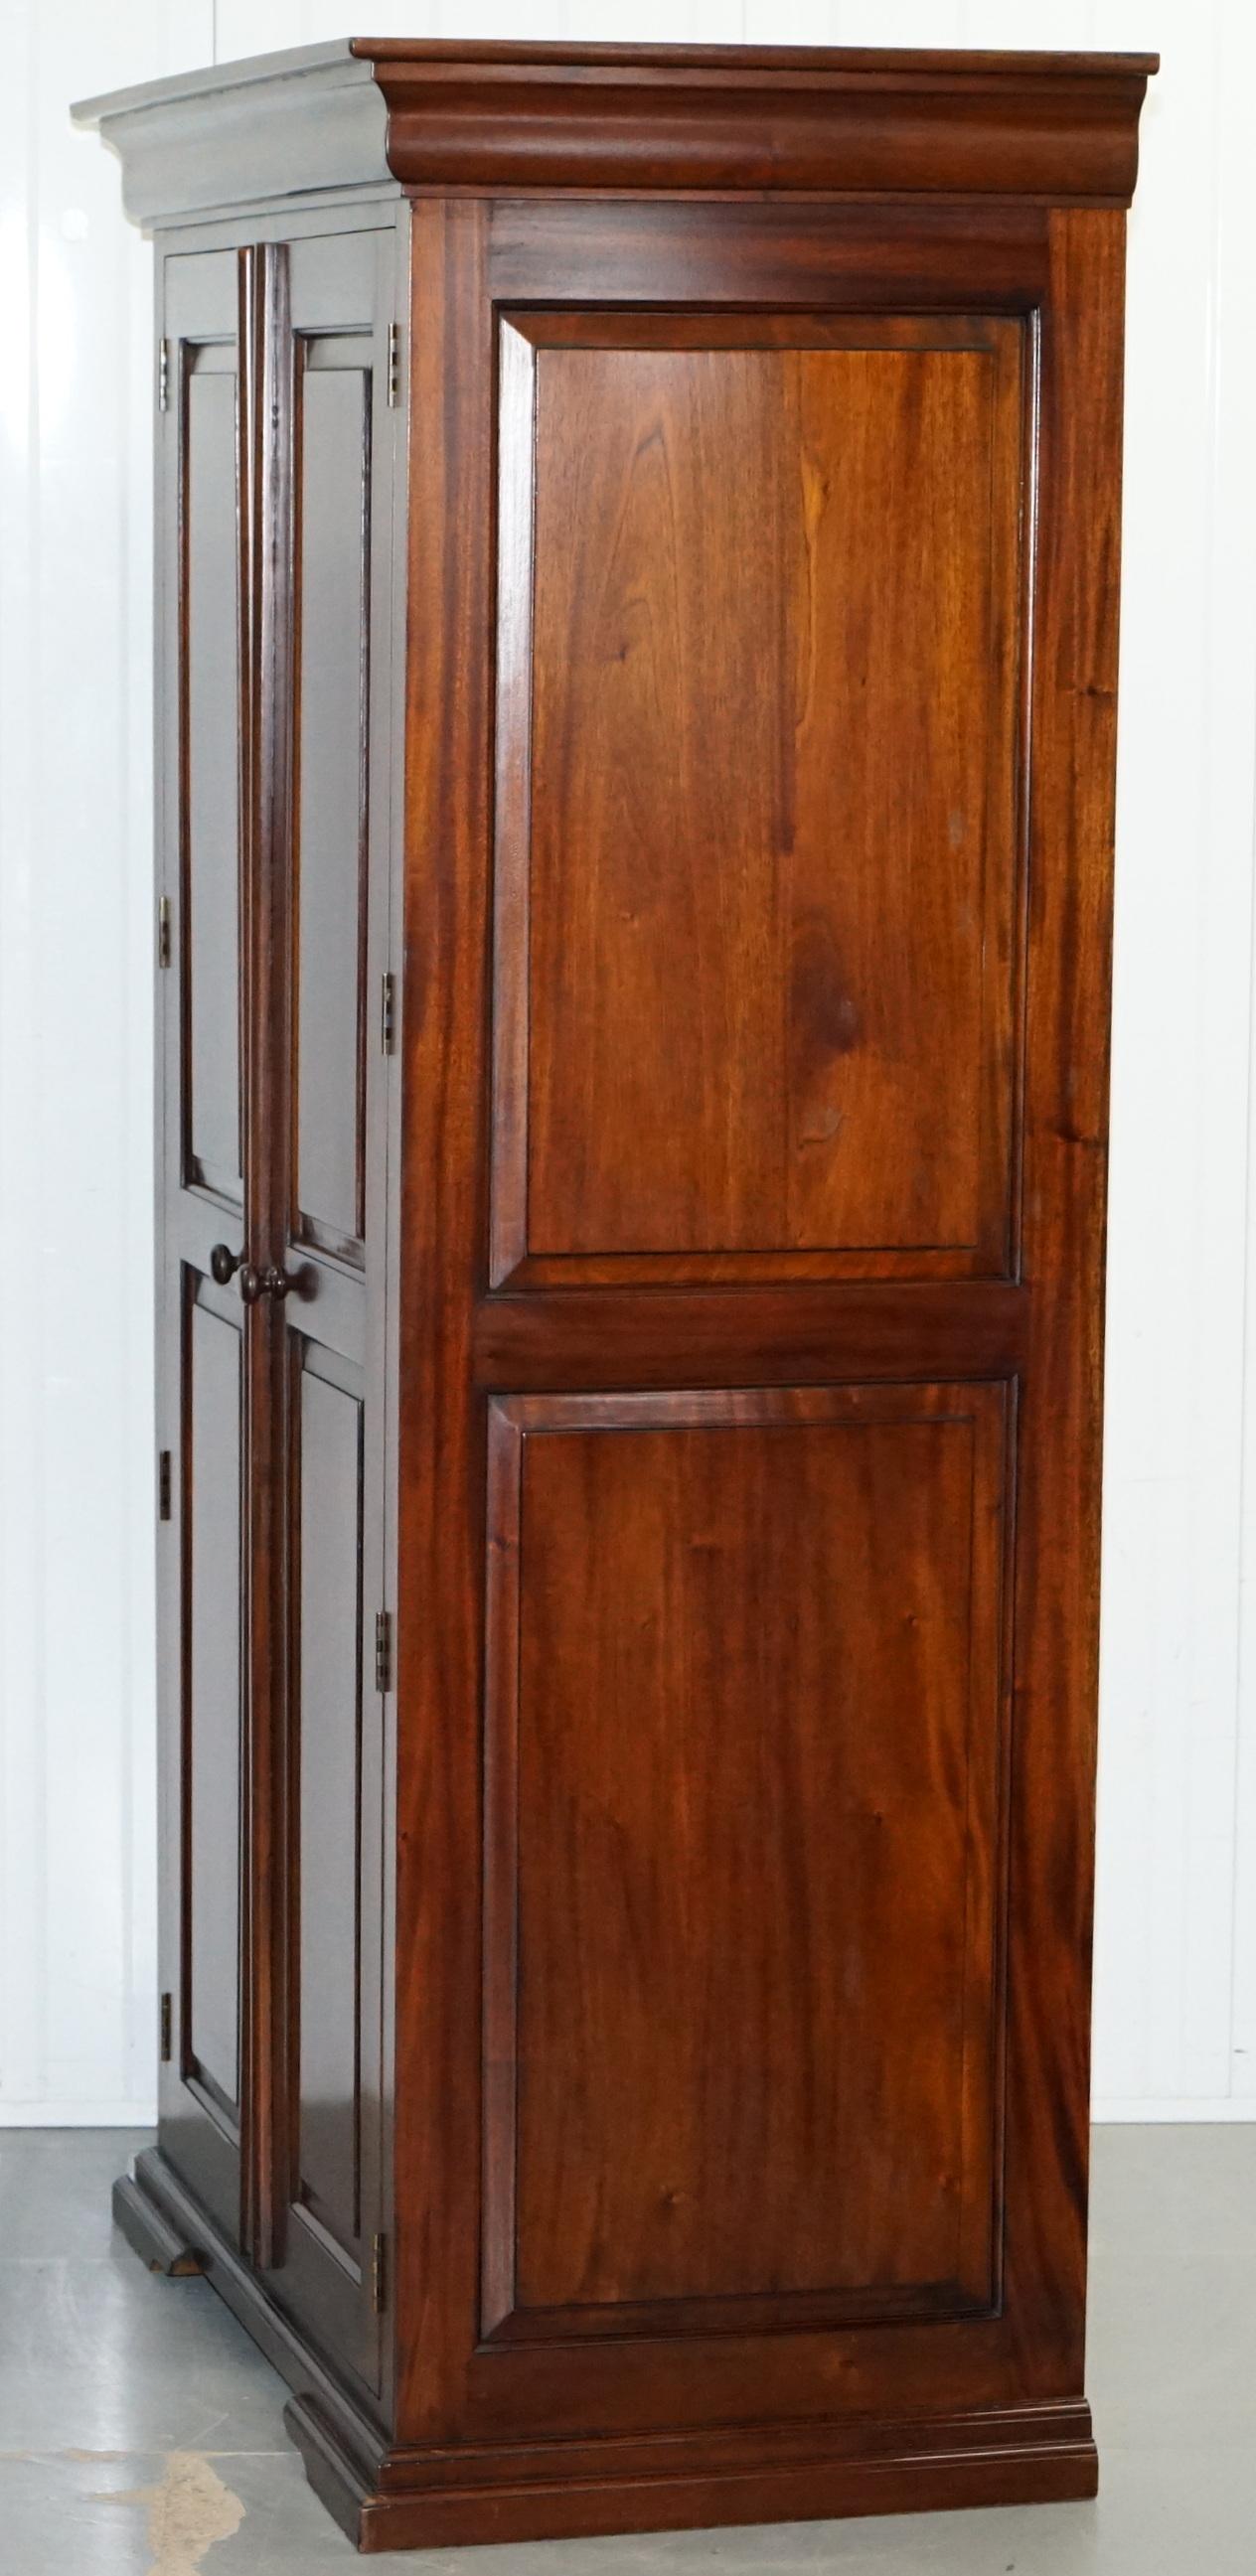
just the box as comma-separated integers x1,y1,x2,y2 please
73,37,1158,232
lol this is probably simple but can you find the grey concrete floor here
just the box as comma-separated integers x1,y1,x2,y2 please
0,2127,1253,2572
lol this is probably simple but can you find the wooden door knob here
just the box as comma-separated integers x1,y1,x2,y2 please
238,1261,294,1304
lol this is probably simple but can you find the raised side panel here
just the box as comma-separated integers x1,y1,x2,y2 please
182,341,242,1206
181,1283,245,2153
492,312,1027,1288
291,1348,366,2266
293,336,373,1264
482,1383,1010,2346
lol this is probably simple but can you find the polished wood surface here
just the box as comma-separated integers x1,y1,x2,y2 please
79,35,1153,2555
356,40,1153,202
500,313,1023,1280
483,1384,1008,2342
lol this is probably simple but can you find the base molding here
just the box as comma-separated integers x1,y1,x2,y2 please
285,2391,1097,2553
117,2147,388,2485
112,2165,205,2276
116,2148,1097,2554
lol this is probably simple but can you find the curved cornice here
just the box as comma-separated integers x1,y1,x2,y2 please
74,38,1157,232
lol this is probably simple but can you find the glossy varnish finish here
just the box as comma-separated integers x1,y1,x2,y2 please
502,311,1024,1280
483,1384,1010,2343
76,37,1153,2557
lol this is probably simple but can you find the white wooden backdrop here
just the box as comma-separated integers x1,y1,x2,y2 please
3,0,1254,2125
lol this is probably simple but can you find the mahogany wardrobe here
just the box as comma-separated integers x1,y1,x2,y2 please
77,39,1154,2554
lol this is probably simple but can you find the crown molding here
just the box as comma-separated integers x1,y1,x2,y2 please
73,39,1157,232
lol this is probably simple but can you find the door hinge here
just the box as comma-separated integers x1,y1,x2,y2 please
375,1609,392,1696
380,971,395,1056
157,894,172,969
370,2231,388,2314
160,1993,173,2063
158,1449,172,1522
387,321,401,407
158,338,171,413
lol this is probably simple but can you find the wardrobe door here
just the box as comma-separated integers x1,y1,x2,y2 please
257,229,397,2397
156,248,248,2246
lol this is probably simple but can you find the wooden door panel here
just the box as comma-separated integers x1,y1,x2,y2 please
158,231,393,2325
182,344,242,1206
177,1268,245,2236
293,337,372,1264
492,312,1026,1288
277,1332,380,2387
184,1283,244,2121
262,225,395,2400
483,1384,1008,2347
157,249,248,2250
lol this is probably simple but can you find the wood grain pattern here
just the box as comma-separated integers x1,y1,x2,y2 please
472,1281,1029,1391
482,1385,1008,2342
356,42,1153,205
997,205,1129,2394
497,313,1024,1281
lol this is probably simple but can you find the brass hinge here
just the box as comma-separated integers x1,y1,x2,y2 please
387,321,401,407
158,1449,172,1522
157,894,172,969
375,1610,392,1696
380,971,395,1056
370,2231,388,2314
158,338,170,413
160,1993,173,2063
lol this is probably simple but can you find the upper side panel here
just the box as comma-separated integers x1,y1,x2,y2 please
493,309,1028,1288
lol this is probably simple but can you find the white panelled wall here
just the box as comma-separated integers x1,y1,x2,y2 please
2,0,1253,2124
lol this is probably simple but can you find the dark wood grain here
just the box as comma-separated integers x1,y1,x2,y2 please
356,42,1152,203
999,204,1129,2395
495,312,1024,1283
472,1282,1029,1390
89,32,1150,2556
483,1384,1008,2342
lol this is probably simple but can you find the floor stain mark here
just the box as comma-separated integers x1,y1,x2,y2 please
92,2451,244,2575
